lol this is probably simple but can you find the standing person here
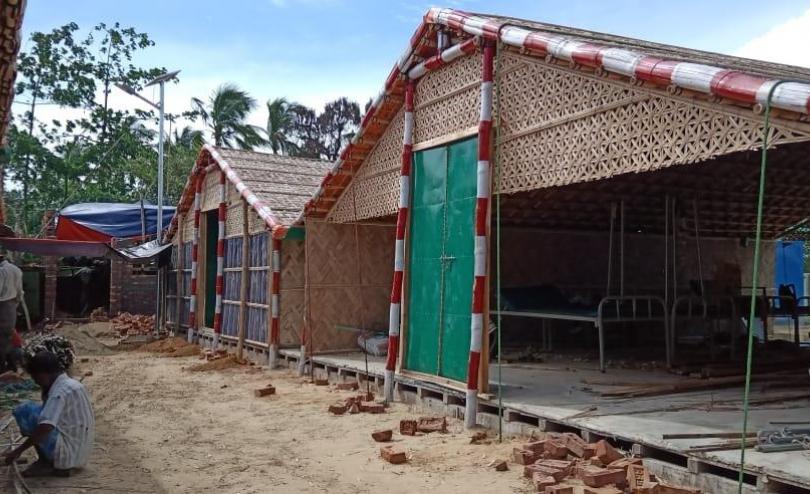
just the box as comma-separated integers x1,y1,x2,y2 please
0,250,23,368
4,351,95,477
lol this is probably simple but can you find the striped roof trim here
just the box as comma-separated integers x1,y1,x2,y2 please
300,7,810,222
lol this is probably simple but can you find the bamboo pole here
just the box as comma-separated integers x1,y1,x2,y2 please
236,200,249,360
174,216,184,336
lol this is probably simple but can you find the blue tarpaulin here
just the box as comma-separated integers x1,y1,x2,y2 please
775,240,804,297
56,202,176,241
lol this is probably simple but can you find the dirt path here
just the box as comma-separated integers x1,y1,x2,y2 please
14,338,532,493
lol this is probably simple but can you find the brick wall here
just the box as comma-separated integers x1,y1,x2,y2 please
109,257,157,315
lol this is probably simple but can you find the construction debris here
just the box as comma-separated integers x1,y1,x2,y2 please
380,445,407,464
400,419,418,436
23,333,76,369
111,312,155,336
253,385,276,397
328,403,347,415
490,459,508,471
371,429,393,442
89,307,110,322
417,416,447,433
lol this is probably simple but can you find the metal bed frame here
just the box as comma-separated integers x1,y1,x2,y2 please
494,294,668,372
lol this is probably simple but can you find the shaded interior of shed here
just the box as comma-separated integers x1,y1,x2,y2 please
490,140,810,369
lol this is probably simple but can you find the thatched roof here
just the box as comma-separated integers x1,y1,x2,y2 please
0,0,25,145
167,145,332,240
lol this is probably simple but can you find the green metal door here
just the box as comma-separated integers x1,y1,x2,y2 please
405,137,477,382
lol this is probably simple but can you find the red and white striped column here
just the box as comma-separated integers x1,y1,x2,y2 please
268,238,281,367
384,80,415,403
466,41,495,428
212,171,227,349
188,173,203,343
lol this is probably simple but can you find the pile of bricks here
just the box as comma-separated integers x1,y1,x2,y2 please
399,416,448,436
328,391,385,415
111,312,155,336
512,433,700,493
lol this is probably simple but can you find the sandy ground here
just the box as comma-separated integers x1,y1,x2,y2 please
5,324,535,494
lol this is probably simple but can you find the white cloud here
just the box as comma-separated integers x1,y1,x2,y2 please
735,8,810,68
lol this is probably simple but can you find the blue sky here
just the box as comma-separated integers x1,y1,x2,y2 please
18,0,810,132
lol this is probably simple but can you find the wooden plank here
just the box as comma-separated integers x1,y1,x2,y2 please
663,432,757,440
236,200,249,360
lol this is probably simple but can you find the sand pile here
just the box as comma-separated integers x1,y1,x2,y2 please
53,323,116,356
160,344,201,358
138,337,190,354
185,355,243,372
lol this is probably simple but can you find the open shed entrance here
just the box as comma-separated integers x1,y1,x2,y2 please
404,137,477,382
491,142,810,372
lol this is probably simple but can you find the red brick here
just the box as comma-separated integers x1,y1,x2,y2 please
363,402,386,414
580,467,627,488
348,403,360,414
564,433,595,459
524,440,547,453
544,440,569,459
253,386,276,397
588,457,605,467
583,488,622,494
400,419,418,436
314,378,329,386
417,416,447,433
371,429,393,442
627,464,652,489
336,381,359,391
608,457,643,472
513,448,537,465
532,473,557,491
524,464,567,482
536,459,574,475
594,440,624,465
545,486,573,494
380,446,407,464
492,460,508,471
635,482,661,494
328,403,347,415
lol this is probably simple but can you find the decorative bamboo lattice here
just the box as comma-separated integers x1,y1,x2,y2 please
328,54,482,223
495,52,810,194
225,201,243,237
200,171,220,211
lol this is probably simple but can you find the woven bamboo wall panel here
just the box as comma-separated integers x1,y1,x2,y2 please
200,171,220,211
328,107,405,223
413,55,481,145
306,221,394,352
181,214,194,242
496,53,810,194
280,288,303,347
281,239,305,289
225,202,242,237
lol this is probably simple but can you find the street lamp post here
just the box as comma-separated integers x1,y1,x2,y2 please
115,70,180,335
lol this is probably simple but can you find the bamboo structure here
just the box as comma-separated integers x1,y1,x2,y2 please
164,146,331,360
301,8,810,430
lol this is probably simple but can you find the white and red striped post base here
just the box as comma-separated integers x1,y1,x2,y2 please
383,79,415,403
212,170,227,350
268,238,281,368
188,172,203,344
465,41,495,429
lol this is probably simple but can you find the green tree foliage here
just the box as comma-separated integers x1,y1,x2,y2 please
265,97,298,155
191,84,264,150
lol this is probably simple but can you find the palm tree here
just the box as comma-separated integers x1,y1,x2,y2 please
191,84,264,149
265,97,298,155
173,126,204,150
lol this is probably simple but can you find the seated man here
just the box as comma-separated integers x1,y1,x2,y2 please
3,351,95,477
